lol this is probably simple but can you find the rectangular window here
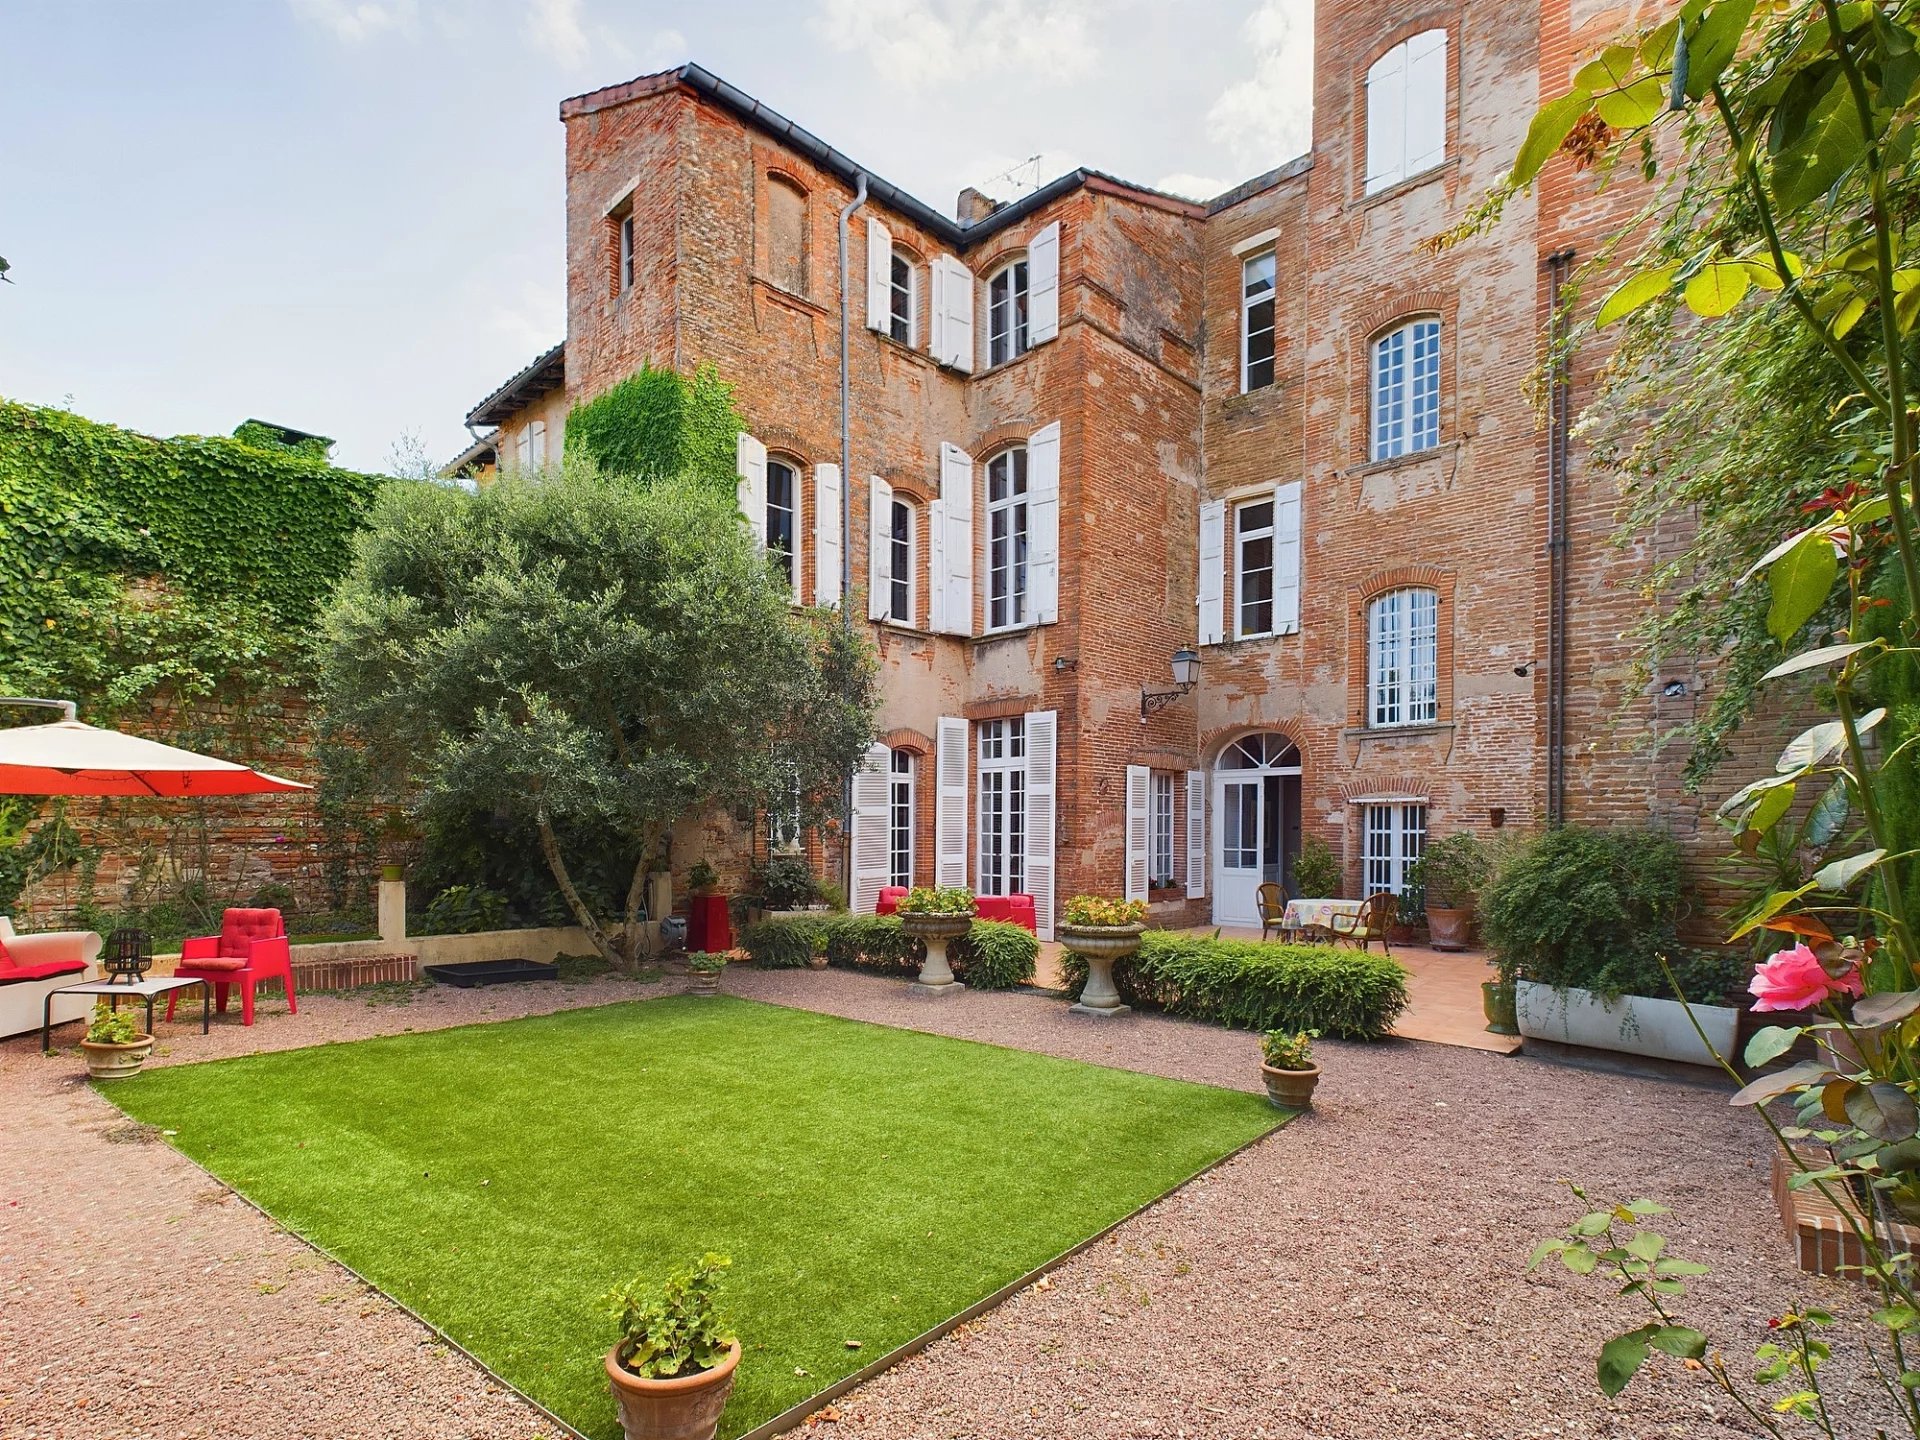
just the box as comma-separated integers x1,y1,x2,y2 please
619,214,635,292
887,497,914,624
987,447,1029,630
766,459,797,593
888,750,914,889
889,252,914,345
515,419,547,468
1364,803,1427,895
977,718,1027,895
1369,587,1439,727
1371,319,1441,460
988,261,1030,366
1241,251,1276,392
769,765,803,854
1150,771,1175,888
1235,499,1275,638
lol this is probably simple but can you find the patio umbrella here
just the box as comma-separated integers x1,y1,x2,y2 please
0,720,310,797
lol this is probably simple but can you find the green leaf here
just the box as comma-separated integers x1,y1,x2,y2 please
1598,1328,1656,1397
1749,779,1796,836
1682,0,1756,98
1812,848,1886,891
1528,1238,1565,1269
1745,1026,1804,1067
1767,529,1838,643
1875,1305,1919,1332
1562,1245,1600,1275
1777,720,1846,773
1728,885,1817,940
1771,74,1866,214
1805,777,1851,847
1624,1199,1669,1217
1626,1230,1667,1261
1597,266,1678,327
1575,43,1638,94
1731,1059,1837,1106
1684,262,1753,319
1649,1324,1709,1359
1654,1258,1711,1276
1597,74,1668,128
1572,1210,1614,1236
1846,1082,1920,1142
1513,90,1595,187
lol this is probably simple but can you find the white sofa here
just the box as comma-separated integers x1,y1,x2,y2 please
0,917,103,1041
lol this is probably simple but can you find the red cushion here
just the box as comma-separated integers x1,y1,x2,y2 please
218,908,285,958
183,954,248,972
876,887,907,916
975,895,1011,922
0,958,88,984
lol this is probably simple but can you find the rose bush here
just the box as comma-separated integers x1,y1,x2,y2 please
1747,941,1863,1013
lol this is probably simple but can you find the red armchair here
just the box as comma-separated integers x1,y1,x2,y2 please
167,908,297,1027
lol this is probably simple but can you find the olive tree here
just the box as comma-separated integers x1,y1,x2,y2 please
320,460,878,968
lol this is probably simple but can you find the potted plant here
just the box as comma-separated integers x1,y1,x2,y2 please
687,861,719,895
604,1253,740,1440
1292,835,1342,899
807,932,829,970
1412,832,1490,952
685,953,726,997
1059,894,1148,1018
896,885,975,995
1259,1028,1321,1109
758,856,817,915
79,1000,154,1080
1483,954,1521,1035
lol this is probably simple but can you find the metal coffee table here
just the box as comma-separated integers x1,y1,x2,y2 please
43,975,210,1053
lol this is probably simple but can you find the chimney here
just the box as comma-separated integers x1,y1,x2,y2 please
955,187,1001,225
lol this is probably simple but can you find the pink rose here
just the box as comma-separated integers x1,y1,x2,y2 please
1749,942,1864,1012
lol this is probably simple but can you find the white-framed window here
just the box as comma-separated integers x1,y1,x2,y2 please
987,446,1029,630
1149,771,1176,888
1369,587,1439,727
1364,802,1427,894
1371,318,1441,460
988,259,1030,366
1234,498,1275,638
1366,29,1448,195
767,458,799,594
889,749,915,888
889,249,916,346
977,718,1027,895
1241,251,1276,392
885,495,916,624
618,213,635,293
769,763,803,854
514,419,548,468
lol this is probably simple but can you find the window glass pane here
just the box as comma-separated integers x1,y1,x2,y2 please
1150,772,1175,885
1236,501,1275,637
889,498,912,622
889,750,913,888
988,261,1029,365
1242,253,1276,392
767,461,796,589
889,252,913,344
987,448,1029,629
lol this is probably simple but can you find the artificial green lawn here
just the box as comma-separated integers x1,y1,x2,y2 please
111,996,1280,1439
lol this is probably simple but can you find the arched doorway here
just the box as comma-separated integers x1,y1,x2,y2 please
1212,732,1303,927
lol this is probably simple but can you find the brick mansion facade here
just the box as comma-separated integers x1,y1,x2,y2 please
457,0,1710,943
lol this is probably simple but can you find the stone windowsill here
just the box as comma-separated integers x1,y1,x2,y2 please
1347,441,1457,481
1341,721,1455,742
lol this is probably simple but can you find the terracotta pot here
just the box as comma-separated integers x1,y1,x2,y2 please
1481,979,1519,1035
1261,1061,1321,1110
806,954,829,970
605,1341,740,1440
1425,907,1474,951
80,1035,154,1081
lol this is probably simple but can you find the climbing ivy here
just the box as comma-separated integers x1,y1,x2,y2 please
563,363,741,491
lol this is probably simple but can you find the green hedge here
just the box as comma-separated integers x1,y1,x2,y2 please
1059,932,1409,1041
739,914,1037,991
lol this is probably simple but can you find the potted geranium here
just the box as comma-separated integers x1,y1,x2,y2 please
685,953,726,997
1412,832,1489,952
687,860,719,895
604,1253,740,1440
897,885,975,995
1059,895,1148,1018
1259,1028,1321,1109
79,1000,154,1080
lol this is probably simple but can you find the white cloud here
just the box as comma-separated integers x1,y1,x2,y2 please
812,0,1103,89
1206,0,1314,171
526,0,590,67
286,0,418,42
637,27,689,71
486,278,566,361
1154,172,1229,201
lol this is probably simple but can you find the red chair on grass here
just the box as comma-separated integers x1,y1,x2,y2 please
166,908,297,1026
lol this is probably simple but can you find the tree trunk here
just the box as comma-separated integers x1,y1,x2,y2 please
535,804,622,971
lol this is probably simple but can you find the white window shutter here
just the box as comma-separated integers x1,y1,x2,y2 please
1027,421,1061,623
866,215,891,333
1405,30,1448,176
530,418,547,464
935,716,969,888
1197,499,1226,645
1028,220,1061,345
930,255,975,372
1366,43,1408,193
736,432,768,545
1186,770,1207,898
933,442,974,635
851,742,892,913
1124,764,1150,903
928,498,949,631
1272,479,1302,635
1025,710,1058,939
813,463,843,608
867,475,893,621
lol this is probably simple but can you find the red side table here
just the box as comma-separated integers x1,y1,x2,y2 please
687,893,732,954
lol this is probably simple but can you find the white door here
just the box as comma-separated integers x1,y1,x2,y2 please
1214,776,1264,927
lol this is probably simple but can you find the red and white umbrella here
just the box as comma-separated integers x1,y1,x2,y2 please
0,720,310,797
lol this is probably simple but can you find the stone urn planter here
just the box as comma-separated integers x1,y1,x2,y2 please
1260,1060,1322,1110
1425,906,1474,952
1061,922,1145,1018
899,911,972,996
80,1034,154,1080
605,1340,740,1440
1481,978,1519,1036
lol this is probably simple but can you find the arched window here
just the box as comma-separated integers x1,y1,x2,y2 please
884,494,916,624
1368,587,1439,727
987,257,1030,365
767,176,810,295
766,455,801,596
986,445,1029,630
1366,29,1448,194
1218,733,1302,770
1371,318,1441,460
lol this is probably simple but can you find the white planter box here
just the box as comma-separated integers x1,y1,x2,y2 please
1516,981,1739,1068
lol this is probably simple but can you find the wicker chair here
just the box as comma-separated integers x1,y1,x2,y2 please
1257,882,1291,942
1329,892,1396,955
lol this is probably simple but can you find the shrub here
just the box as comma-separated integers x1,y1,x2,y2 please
815,881,848,912
419,884,511,935
606,1251,736,1380
758,856,818,911
1293,835,1342,898
1061,895,1147,927
739,915,824,968
739,912,1034,988
1058,931,1408,1040
821,914,914,973
86,1000,142,1045
1480,825,1688,999
1261,1028,1318,1070
952,919,1038,990
685,952,727,974
687,860,718,893
901,885,974,915
564,363,742,495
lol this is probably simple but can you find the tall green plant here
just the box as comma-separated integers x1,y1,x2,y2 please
564,363,741,492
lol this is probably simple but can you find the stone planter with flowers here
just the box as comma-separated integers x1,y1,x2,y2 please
1059,895,1148,1018
896,886,975,997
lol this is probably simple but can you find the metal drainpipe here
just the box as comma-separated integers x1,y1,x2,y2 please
837,172,869,902
1544,248,1576,827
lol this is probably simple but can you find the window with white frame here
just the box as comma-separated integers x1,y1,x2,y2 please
768,764,803,854
1371,318,1441,461
765,458,799,593
514,419,547,468
988,259,1030,366
888,749,914,888
885,495,916,624
1149,771,1175,888
977,718,1026,895
1242,251,1276,392
1369,587,1439,727
889,249,916,345
1363,802,1426,895
618,213,635,293
1365,29,1448,195
1235,498,1275,638
987,446,1029,630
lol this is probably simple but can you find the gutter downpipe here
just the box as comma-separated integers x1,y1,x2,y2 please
1544,248,1576,827
838,172,869,902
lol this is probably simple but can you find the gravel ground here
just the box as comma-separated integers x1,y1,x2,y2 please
0,967,1891,1439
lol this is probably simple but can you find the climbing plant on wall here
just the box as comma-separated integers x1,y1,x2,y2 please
563,363,742,491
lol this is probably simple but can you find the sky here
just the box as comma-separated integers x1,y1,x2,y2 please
0,1,1313,473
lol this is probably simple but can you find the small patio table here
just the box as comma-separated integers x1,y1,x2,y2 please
1281,897,1363,942
43,975,209,1053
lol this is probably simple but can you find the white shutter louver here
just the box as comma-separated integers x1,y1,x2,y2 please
850,742,892,914
1028,220,1061,345
1186,770,1207,899
1197,499,1226,645
930,255,975,372
1404,30,1448,176
928,498,949,630
867,475,893,622
1027,421,1061,623
933,442,974,635
1365,42,1408,194
813,463,843,608
1273,479,1302,635
935,717,969,887
866,215,891,334
1025,710,1058,940
1124,764,1150,903
736,432,768,545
